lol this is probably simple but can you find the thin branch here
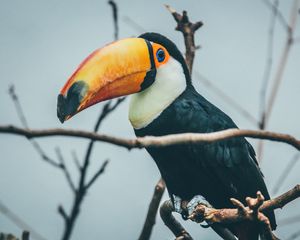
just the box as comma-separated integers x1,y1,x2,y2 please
272,152,300,194
165,5,203,74
138,178,166,240
84,159,109,190
261,0,290,31
55,147,76,193
71,150,82,171
8,85,29,128
0,200,47,240
259,0,279,131
264,0,299,125
108,0,118,40
58,205,68,222
60,98,124,240
8,85,61,168
1,125,300,151
257,0,299,159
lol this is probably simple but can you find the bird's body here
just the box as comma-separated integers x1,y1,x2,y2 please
58,32,276,239
135,84,276,228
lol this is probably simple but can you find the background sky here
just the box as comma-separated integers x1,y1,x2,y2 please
0,0,300,239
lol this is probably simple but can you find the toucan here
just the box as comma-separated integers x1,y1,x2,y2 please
57,33,276,239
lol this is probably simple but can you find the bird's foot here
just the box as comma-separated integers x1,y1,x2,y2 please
186,195,211,216
172,194,211,220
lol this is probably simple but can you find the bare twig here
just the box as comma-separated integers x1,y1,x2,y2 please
272,152,300,194
0,200,47,240
55,147,76,193
71,150,81,171
59,98,125,240
138,178,166,240
258,0,300,157
58,205,68,222
108,0,118,40
165,5,203,74
259,0,279,131
84,159,109,190
8,85,61,168
1,125,299,151
8,85,29,128
261,0,290,31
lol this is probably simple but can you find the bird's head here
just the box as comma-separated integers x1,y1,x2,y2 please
57,33,190,123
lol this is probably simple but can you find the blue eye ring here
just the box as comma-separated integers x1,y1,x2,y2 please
156,48,165,62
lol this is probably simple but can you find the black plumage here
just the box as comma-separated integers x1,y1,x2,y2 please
136,33,276,233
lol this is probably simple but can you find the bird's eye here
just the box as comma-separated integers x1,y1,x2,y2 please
156,48,165,62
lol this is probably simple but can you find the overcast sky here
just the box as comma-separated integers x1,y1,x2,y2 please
0,0,300,239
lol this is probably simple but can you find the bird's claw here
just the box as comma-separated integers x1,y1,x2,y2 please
172,194,211,220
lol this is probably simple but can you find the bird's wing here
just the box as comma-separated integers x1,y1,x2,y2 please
173,92,276,229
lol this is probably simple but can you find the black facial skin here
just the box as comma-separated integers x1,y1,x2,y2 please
140,39,157,91
57,81,88,123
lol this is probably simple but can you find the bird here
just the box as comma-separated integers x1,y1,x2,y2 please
57,32,276,239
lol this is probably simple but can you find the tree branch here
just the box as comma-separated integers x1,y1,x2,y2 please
257,0,300,158
165,5,203,74
138,178,166,240
1,125,299,151
160,185,300,240
160,200,193,240
84,159,109,190
108,0,118,40
55,147,76,193
189,185,300,231
58,205,69,222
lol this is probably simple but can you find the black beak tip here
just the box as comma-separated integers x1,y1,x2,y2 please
57,94,66,124
56,81,88,123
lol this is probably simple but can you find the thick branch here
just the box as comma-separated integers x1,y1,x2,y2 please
138,178,165,240
1,125,299,151
160,200,193,240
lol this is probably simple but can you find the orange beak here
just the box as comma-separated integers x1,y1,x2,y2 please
57,38,155,123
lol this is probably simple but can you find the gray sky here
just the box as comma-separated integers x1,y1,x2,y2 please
0,0,300,239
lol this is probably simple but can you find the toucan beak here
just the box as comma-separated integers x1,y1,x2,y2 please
57,38,154,123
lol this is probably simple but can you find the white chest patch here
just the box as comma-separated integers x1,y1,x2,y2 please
129,57,186,129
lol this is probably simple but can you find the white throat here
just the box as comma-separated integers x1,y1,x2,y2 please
129,57,186,129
